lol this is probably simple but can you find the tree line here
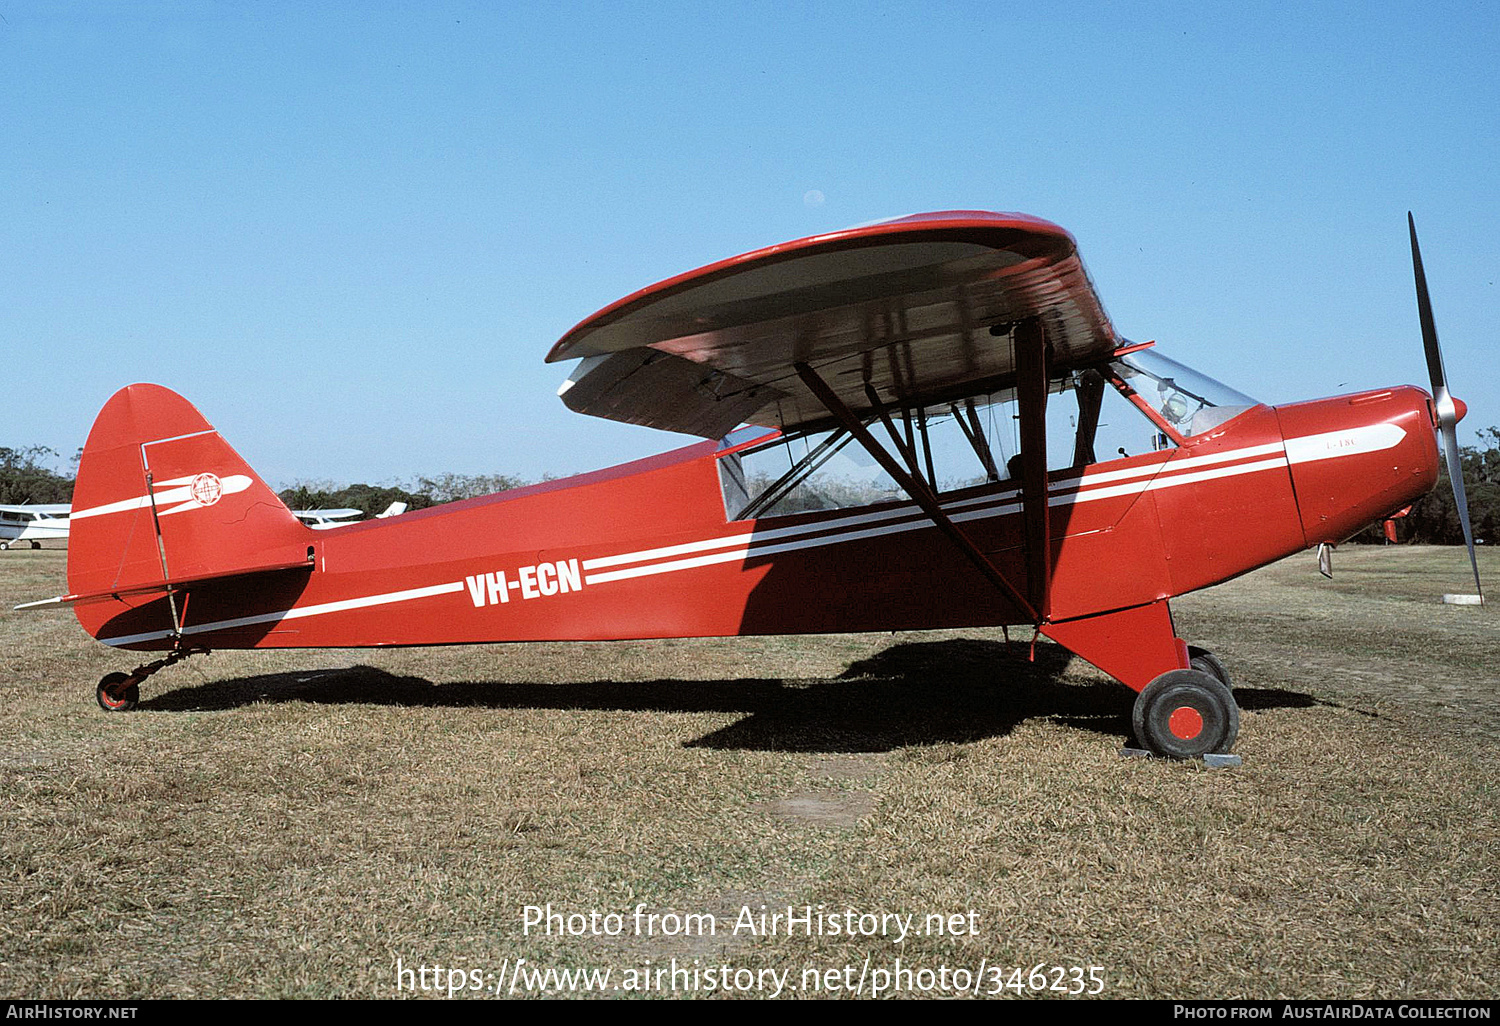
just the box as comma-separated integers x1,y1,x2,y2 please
276,472,529,517
1356,425,1500,545
0,447,529,514
0,447,76,504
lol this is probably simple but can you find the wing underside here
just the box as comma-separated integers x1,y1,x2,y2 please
549,212,1119,438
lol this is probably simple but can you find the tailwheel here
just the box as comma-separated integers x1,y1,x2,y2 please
96,672,140,713
1132,669,1239,759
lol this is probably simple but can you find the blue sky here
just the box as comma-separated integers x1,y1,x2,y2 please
3,1,1496,488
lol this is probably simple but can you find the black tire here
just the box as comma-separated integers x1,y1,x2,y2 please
1188,645,1231,689
1132,669,1239,759
96,672,140,713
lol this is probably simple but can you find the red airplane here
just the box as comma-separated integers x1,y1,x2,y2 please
20,211,1482,759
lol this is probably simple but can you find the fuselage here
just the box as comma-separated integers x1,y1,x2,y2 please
77,384,1439,656
0,507,70,544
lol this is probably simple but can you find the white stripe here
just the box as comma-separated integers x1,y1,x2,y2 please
585,515,953,585
1051,457,1290,507
582,497,1008,571
72,475,253,521
1284,423,1405,465
70,494,156,521
585,440,1288,574
95,425,1383,644
584,454,1298,586
1048,441,1286,491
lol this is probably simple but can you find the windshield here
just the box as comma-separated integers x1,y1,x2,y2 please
1111,349,1258,438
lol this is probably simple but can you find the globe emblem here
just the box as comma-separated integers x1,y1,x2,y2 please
190,473,223,507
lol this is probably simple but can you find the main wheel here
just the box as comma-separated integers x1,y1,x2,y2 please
1188,645,1231,689
1132,669,1239,759
96,672,140,713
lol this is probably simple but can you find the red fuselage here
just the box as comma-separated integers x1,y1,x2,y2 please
78,385,1439,691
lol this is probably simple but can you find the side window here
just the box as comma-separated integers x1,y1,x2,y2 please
1078,370,1180,463
716,379,1179,522
714,354,1239,521
719,430,900,520
921,384,1166,482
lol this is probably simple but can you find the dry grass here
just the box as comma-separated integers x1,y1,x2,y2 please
0,546,1495,999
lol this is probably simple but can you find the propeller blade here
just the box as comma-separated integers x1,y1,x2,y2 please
1440,420,1484,602
1409,212,1448,405
1409,213,1483,601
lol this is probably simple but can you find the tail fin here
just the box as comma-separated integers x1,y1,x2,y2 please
67,384,312,630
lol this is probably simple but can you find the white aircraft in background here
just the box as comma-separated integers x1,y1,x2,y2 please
0,504,71,549
291,501,407,530
0,497,409,545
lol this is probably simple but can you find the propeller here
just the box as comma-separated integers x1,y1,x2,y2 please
1408,212,1484,602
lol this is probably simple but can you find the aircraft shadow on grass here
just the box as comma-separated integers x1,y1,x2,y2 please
139,638,1330,753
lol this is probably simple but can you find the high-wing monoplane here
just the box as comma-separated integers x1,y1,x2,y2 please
20,211,1482,757
293,502,408,529
291,508,364,530
1,504,71,549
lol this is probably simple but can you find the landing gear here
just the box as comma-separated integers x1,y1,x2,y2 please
1132,668,1239,759
1188,645,1231,689
92,647,209,713
96,672,140,712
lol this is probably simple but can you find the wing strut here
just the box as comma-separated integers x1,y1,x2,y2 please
864,384,929,488
1014,320,1052,618
951,400,1001,483
1071,369,1106,468
794,361,1040,624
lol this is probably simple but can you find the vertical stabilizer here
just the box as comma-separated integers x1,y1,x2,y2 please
67,384,312,635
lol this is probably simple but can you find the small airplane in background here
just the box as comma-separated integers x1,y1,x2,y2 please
19,211,1482,761
0,504,71,549
292,503,407,530
0,500,409,545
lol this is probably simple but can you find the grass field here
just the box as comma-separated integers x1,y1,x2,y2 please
1,545,1496,1000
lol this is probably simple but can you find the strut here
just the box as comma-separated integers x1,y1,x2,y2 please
793,361,1040,624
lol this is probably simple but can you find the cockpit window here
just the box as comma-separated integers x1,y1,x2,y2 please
714,347,1261,520
1111,349,1258,438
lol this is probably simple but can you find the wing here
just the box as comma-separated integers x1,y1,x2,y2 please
0,504,70,516
549,211,1119,438
292,508,363,520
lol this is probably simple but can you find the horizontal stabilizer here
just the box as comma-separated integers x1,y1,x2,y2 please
16,557,313,611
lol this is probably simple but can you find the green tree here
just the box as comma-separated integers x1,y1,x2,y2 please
277,471,528,517
414,472,528,504
0,446,73,504
277,481,435,518
1357,426,1500,545
1403,426,1500,545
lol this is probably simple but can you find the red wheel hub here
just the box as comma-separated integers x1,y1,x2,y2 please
1168,706,1204,740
